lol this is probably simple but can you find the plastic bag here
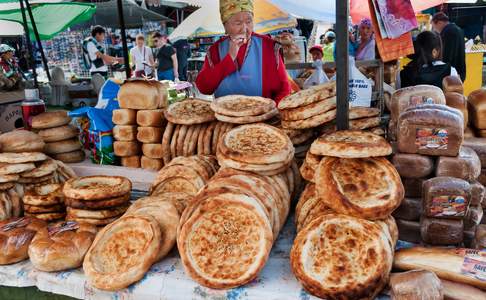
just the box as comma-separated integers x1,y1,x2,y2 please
348,56,372,107
304,60,329,89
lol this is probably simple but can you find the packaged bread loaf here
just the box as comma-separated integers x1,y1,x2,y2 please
117,80,167,110
112,109,137,125
471,181,485,206
392,197,422,221
391,85,446,121
465,205,483,231
420,216,464,245
398,104,464,157
445,92,468,127
113,141,140,157
403,177,426,198
467,88,486,129
443,75,464,94
137,109,165,127
472,225,486,249
463,137,486,166
423,177,471,219
441,279,486,300
113,125,137,141
436,146,481,181
392,153,435,178
389,270,443,300
396,219,421,243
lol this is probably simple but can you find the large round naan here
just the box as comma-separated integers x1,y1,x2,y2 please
278,81,336,110
63,176,132,201
164,99,215,125
211,95,275,117
316,157,404,220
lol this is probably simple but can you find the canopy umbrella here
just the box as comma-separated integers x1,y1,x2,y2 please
169,0,297,39
0,2,96,40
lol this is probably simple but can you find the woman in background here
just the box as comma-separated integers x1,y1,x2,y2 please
355,18,376,61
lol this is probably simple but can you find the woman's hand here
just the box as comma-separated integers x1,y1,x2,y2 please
228,35,246,60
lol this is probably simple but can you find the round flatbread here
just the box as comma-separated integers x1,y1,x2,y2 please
64,194,130,210
0,163,35,175
282,128,314,146
278,82,336,110
66,216,118,226
215,108,279,124
31,111,71,129
197,123,208,155
176,125,189,157
21,159,58,178
316,157,404,220
67,205,128,220
54,160,77,180
24,204,64,214
167,156,211,181
280,97,336,121
217,150,291,175
37,125,79,143
18,174,53,184
309,130,392,158
349,107,380,120
51,150,85,164
369,126,385,136
0,174,19,183
211,122,223,155
164,99,215,125
281,109,336,130
0,182,15,191
63,176,132,201
0,152,47,164
290,214,392,300
211,95,275,117
203,122,216,155
349,116,381,130
23,184,63,206
183,125,195,156
161,122,175,165
186,124,201,156
170,124,180,161
153,164,206,192
218,123,294,165
83,215,161,291
44,138,81,155
25,212,66,222
151,177,199,196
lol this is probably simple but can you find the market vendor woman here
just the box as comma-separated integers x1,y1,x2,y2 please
195,0,291,102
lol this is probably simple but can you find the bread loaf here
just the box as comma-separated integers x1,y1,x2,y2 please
141,144,164,159
121,156,140,168
112,109,137,125
467,88,486,129
436,146,481,181
31,111,71,129
470,181,485,206
137,127,163,144
112,125,137,141
442,279,486,300
392,197,422,221
137,109,165,127
420,216,464,245
465,205,483,231
463,137,486,166
396,219,421,243
391,85,446,121
445,92,468,127
392,153,435,178
118,80,167,110
140,156,163,171
443,76,464,94
0,131,45,153
398,105,464,157
403,177,426,198
389,271,443,300
113,141,140,157
394,247,486,290
472,225,486,249
423,177,471,219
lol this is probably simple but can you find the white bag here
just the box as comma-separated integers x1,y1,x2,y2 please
348,56,372,107
303,60,329,89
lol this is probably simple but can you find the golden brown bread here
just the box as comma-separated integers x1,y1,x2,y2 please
44,139,81,155
468,88,486,129
64,194,130,210
443,75,464,94
37,125,79,143
112,109,137,125
278,81,336,110
31,111,71,129
113,141,140,157
63,176,132,201
117,80,167,110
140,156,164,171
211,95,276,117
445,92,468,127
112,125,137,141
136,109,165,127
137,127,163,143
51,150,85,163
0,131,45,153
120,155,140,168
389,270,443,300
164,99,215,125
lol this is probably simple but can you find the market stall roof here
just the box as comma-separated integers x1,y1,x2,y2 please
169,0,297,39
90,0,172,28
0,2,96,40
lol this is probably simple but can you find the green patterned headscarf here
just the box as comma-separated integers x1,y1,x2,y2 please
220,0,254,24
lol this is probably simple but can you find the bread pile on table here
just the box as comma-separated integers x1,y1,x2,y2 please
466,88,486,137
28,220,97,272
23,183,65,222
63,175,131,226
211,95,278,124
114,79,168,170
291,130,402,299
32,111,84,163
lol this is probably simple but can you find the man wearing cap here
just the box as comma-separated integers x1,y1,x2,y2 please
321,31,335,62
195,0,291,103
0,44,23,91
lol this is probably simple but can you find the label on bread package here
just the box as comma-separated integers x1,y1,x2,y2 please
48,221,79,236
409,95,434,106
430,195,467,217
457,249,486,282
415,128,448,150
0,217,31,232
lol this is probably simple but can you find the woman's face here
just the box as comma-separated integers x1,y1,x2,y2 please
359,25,373,41
136,38,145,47
224,11,254,41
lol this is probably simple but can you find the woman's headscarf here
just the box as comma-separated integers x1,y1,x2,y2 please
359,18,372,29
220,0,254,24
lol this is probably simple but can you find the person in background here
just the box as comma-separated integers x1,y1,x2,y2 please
321,31,335,62
431,12,466,81
0,44,23,90
82,26,122,78
109,35,123,58
309,45,324,62
195,0,290,102
153,32,178,81
398,31,458,89
355,18,375,61
172,37,191,81
130,34,154,78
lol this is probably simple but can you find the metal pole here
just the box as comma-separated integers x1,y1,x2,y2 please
335,0,349,130
24,0,51,82
117,0,131,79
19,0,37,88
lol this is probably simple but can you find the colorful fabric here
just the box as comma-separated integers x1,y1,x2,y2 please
0,44,14,54
220,0,254,23
195,32,290,102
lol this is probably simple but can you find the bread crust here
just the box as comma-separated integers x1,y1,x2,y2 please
63,176,131,200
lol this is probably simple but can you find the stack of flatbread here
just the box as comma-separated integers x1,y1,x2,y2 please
211,95,279,124
32,111,84,163
178,165,300,289
281,127,315,165
63,176,131,226
278,82,337,130
23,184,65,222
216,123,295,176
318,107,384,136
84,195,180,291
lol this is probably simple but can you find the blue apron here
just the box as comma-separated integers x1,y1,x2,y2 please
214,36,263,98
